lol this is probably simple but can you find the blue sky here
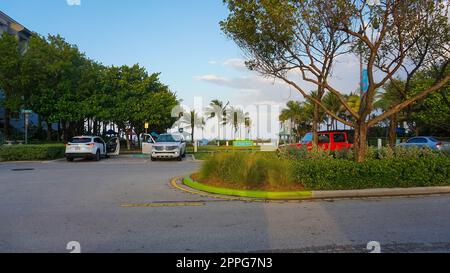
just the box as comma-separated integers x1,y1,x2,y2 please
1,0,360,138
0,0,257,105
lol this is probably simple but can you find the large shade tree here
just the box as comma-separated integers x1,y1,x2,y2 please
0,33,22,138
221,0,450,161
3,31,178,144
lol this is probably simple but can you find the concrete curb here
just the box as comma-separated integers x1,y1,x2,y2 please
312,186,450,199
176,176,450,201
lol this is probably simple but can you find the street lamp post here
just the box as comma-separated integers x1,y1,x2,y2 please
21,110,32,144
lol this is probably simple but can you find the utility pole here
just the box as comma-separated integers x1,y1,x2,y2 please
22,110,32,144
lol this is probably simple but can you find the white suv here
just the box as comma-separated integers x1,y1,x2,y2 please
151,133,187,161
65,136,107,162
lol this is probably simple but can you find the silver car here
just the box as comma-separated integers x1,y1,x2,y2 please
151,133,187,161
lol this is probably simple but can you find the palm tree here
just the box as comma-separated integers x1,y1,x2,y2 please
244,116,252,140
225,106,247,139
343,92,361,125
205,99,229,141
179,110,204,142
279,101,312,142
323,92,344,130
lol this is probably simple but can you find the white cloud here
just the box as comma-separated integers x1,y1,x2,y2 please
67,0,81,6
196,73,303,105
208,60,217,65
223,58,247,70
197,55,363,112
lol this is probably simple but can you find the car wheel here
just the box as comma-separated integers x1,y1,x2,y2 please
151,157,156,161
177,155,183,161
66,157,74,162
182,151,186,158
95,150,101,161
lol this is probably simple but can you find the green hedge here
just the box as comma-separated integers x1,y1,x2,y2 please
199,152,450,191
0,144,66,162
294,156,450,190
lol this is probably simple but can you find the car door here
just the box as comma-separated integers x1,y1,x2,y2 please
106,137,120,156
142,134,155,154
93,138,101,154
318,133,331,150
95,137,106,155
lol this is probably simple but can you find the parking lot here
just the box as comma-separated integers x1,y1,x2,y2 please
1,157,450,253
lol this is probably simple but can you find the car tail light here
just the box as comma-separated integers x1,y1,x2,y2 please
87,143,95,147
437,142,442,150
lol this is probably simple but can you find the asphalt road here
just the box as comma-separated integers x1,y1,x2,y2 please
1,156,450,253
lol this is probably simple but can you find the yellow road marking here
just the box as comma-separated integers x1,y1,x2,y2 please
121,202,205,208
170,177,244,202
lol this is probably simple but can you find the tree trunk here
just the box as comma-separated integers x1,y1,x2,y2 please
354,121,368,163
37,114,43,140
3,108,11,139
312,104,319,145
217,120,220,142
57,121,61,141
93,120,98,136
46,121,52,141
136,129,141,149
388,114,398,147
192,126,195,142
87,119,91,135
61,119,67,142
125,128,131,150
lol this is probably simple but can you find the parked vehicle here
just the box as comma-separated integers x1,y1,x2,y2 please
65,136,108,162
151,133,187,161
141,134,156,154
198,139,209,146
284,130,354,151
397,136,450,151
106,137,120,156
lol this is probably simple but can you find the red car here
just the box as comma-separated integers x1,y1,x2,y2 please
288,130,354,151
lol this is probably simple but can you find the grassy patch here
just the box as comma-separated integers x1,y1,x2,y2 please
198,152,301,191
0,144,66,162
191,152,214,161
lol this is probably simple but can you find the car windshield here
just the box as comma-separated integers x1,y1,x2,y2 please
429,137,439,142
156,134,181,143
69,138,92,144
407,138,426,143
301,133,313,143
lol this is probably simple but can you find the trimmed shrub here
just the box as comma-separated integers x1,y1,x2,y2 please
0,144,66,162
294,156,450,190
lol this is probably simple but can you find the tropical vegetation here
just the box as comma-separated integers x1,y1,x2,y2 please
0,32,179,148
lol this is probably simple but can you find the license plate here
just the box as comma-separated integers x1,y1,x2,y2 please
75,146,81,151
